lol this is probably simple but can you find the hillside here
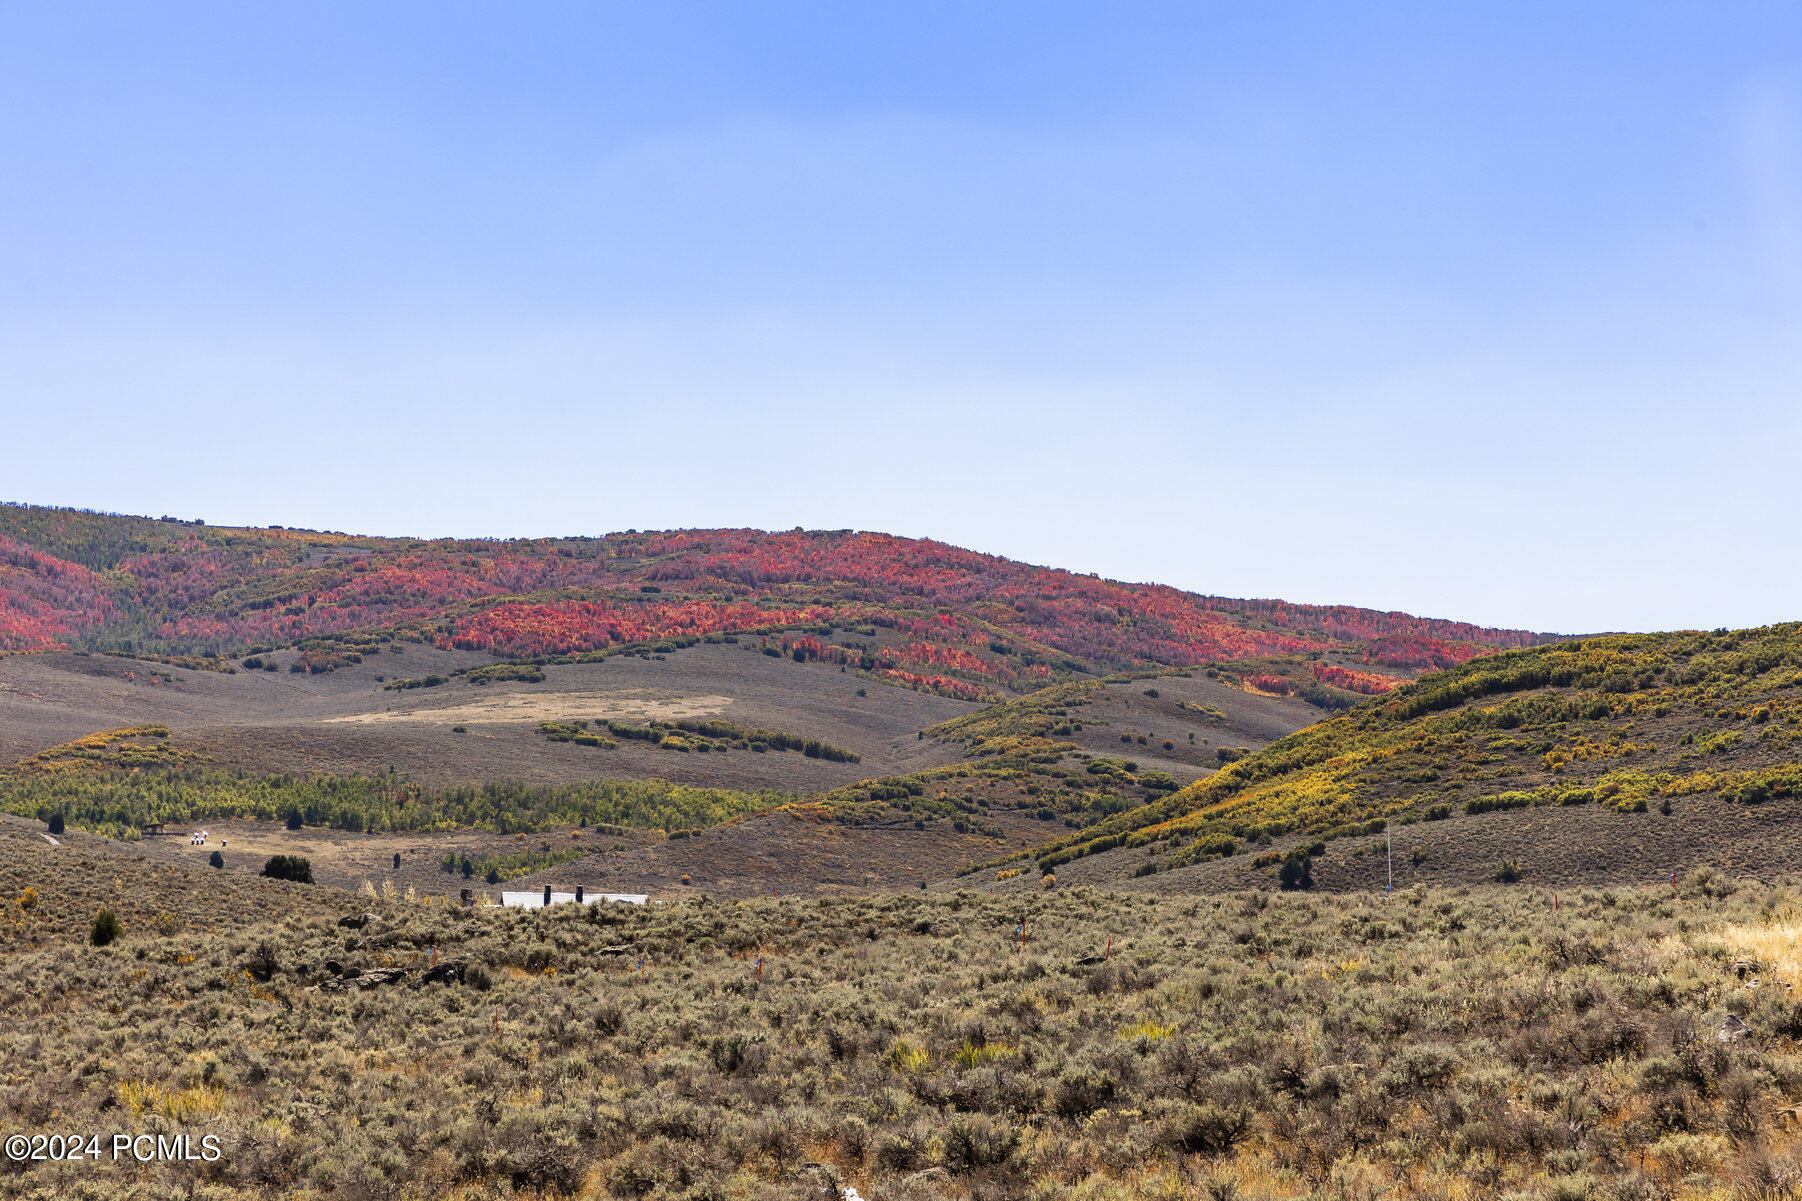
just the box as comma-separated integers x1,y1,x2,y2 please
0,669,1324,898
0,811,349,951
982,623,1802,892
0,502,1555,703
0,502,1569,895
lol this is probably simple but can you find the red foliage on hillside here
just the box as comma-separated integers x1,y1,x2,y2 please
0,507,1562,692
1203,598,1546,652
872,668,994,702
0,536,113,652
1360,635,1486,672
1310,662,1403,695
442,599,837,658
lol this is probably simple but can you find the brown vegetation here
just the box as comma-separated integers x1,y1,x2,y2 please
6,865,1802,1199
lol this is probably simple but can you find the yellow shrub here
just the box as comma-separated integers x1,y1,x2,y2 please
886,1040,929,1073
117,1081,225,1121
1119,1022,1174,1044
953,1040,1012,1068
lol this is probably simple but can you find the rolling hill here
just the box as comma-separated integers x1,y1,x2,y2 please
0,501,1577,897
0,502,1555,700
981,622,1802,893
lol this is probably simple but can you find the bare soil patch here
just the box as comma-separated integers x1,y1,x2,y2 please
320,689,734,726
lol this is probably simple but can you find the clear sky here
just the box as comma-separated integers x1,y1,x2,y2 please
2,3,1798,635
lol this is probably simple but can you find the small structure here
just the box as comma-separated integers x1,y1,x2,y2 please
498,889,647,909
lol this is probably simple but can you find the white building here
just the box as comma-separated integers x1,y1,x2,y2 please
498,889,647,909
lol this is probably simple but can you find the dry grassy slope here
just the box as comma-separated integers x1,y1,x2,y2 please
0,812,349,949
0,639,1329,796
980,791,1802,896
112,817,630,895
1040,674,1320,779
0,660,1340,901
520,673,1326,898
0,651,1331,903
0,638,977,790
504,807,1062,900
1005,623,1802,890
0,662,1332,906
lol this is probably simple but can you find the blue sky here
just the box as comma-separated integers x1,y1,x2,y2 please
2,3,1798,635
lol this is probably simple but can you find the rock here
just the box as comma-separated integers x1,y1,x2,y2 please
792,1161,841,1199
596,943,636,957
418,958,468,985
1076,954,1106,966
320,965,408,992
337,913,378,930
1719,1013,1751,1042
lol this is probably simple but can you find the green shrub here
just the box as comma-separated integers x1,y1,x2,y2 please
465,663,545,685
1467,792,1535,816
1161,1102,1252,1155
1279,850,1312,890
261,855,314,884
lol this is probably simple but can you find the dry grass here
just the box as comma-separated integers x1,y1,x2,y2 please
1721,918,1802,989
5,871,1802,1198
320,690,735,726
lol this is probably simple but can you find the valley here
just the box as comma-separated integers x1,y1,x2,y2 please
4,504,1802,1201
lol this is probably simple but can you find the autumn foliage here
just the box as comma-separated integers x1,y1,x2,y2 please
0,535,113,652
1310,662,1403,695
0,505,1558,692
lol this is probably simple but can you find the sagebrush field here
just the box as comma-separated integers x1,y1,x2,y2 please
7,864,1802,1201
